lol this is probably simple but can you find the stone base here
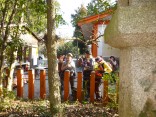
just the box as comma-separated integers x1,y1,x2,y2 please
119,46,156,117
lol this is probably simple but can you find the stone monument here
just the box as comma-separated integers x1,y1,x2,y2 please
105,0,156,117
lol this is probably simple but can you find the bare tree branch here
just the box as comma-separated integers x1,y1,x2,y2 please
74,28,104,47
22,26,43,42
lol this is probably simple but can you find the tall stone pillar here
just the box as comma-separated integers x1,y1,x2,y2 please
105,0,156,117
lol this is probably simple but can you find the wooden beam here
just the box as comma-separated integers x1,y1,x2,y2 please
78,10,112,26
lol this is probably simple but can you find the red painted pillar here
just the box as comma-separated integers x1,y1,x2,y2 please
92,24,98,58
17,69,23,98
90,71,95,103
64,70,70,101
40,69,46,99
28,69,34,99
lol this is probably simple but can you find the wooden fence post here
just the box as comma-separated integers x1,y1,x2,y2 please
103,78,108,105
64,70,70,101
77,71,83,102
90,71,95,103
40,69,46,99
17,69,23,98
28,69,34,99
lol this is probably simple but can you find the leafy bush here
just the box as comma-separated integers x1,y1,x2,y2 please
2,88,16,100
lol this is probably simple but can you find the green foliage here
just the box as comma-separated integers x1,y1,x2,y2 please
32,104,51,116
71,5,87,27
102,72,119,110
0,0,26,26
0,0,65,34
103,73,112,81
103,72,119,83
107,101,118,111
23,0,47,33
6,37,24,66
55,14,66,28
54,1,67,28
0,0,28,67
57,41,78,57
87,0,111,16
72,27,87,54
0,88,16,108
24,0,66,33
1,88,16,99
0,101,11,112
71,5,88,54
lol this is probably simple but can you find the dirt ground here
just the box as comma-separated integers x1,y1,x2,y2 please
0,99,118,117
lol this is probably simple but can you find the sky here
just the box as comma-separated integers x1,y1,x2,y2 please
56,0,116,38
56,0,91,38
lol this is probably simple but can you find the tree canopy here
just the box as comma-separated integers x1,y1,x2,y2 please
23,0,66,34
0,0,66,93
87,0,111,16
57,41,78,57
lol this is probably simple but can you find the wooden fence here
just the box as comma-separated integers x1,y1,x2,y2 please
16,69,46,99
3,69,119,104
63,70,119,104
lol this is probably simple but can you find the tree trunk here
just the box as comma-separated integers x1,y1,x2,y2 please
46,0,62,116
0,0,18,96
7,62,16,91
0,70,2,96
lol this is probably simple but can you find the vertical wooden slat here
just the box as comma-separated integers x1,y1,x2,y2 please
17,69,23,98
90,71,95,103
77,71,83,102
64,70,70,101
28,69,34,99
40,69,46,99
